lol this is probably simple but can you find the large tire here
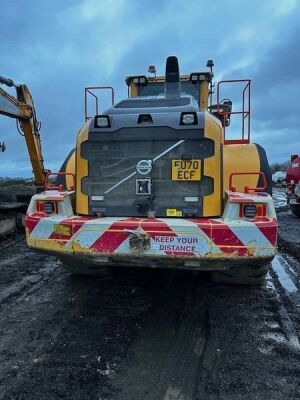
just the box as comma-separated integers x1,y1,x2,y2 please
290,205,300,218
210,263,269,285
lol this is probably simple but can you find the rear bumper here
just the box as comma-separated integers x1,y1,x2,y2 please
50,252,275,272
25,213,278,271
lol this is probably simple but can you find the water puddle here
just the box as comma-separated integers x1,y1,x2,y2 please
272,187,287,209
266,271,276,291
263,332,286,344
271,256,298,294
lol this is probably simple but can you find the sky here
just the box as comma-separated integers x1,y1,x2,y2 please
0,0,300,177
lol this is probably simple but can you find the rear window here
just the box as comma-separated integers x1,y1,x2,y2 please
138,81,200,102
115,97,191,108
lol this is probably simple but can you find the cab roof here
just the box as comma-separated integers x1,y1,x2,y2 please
105,93,199,115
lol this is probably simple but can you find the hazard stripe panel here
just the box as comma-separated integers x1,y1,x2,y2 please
25,214,277,260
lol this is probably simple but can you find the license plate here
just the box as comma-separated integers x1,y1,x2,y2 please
172,160,201,181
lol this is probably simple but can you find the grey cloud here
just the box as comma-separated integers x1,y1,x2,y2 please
1,0,300,176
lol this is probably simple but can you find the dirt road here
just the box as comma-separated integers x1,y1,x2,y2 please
0,228,300,399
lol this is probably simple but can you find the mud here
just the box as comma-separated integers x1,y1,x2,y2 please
0,184,299,399
277,211,300,260
0,180,34,203
0,234,300,400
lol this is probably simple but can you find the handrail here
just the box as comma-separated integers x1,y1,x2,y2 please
84,86,115,122
229,172,267,193
217,79,251,144
44,172,76,191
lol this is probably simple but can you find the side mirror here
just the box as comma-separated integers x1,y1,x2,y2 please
209,99,232,127
291,154,298,162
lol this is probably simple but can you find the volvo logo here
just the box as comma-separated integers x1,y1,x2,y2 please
136,159,152,175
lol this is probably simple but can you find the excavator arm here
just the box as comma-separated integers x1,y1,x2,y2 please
0,76,46,187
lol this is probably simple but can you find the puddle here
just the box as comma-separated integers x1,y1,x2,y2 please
272,187,287,209
266,271,276,291
266,321,281,330
263,332,286,344
271,256,298,294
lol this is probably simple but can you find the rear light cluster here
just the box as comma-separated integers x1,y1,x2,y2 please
36,201,58,214
243,204,256,218
240,203,266,219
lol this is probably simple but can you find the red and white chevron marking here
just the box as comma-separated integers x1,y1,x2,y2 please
26,214,277,258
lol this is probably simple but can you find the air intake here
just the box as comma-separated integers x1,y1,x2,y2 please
165,56,181,94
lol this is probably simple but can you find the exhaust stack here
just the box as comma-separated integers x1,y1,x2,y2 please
165,56,181,95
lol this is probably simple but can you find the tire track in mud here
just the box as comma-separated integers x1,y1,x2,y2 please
113,273,211,400
0,236,300,399
267,255,300,353
0,239,172,399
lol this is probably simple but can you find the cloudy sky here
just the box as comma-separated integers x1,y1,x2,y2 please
0,0,300,177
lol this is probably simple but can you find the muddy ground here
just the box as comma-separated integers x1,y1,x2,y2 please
0,187,300,399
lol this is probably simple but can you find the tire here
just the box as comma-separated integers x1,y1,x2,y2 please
210,263,269,285
290,205,300,218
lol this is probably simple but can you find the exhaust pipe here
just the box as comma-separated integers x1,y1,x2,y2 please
165,56,181,94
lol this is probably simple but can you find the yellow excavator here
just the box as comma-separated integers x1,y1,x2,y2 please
0,75,47,236
0,75,46,185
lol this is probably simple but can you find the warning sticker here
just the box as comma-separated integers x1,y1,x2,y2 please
166,209,183,217
54,224,71,236
152,235,198,253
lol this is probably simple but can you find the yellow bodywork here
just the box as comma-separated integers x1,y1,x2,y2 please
203,112,223,216
223,144,261,192
75,122,90,215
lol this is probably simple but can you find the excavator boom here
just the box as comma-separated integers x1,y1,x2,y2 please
0,77,46,186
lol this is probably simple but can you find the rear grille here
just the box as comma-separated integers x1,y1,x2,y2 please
81,127,214,217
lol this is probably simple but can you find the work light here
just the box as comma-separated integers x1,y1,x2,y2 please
94,115,111,128
180,112,197,125
190,73,207,82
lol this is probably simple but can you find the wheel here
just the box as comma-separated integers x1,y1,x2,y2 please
210,263,269,285
290,205,300,218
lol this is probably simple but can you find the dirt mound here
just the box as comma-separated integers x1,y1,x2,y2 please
0,179,35,202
